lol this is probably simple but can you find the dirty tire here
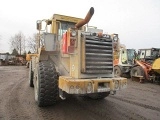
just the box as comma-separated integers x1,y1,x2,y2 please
29,61,34,87
35,61,59,107
130,66,144,77
88,92,110,100
114,66,122,77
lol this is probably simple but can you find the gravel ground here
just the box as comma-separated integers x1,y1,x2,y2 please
0,66,160,120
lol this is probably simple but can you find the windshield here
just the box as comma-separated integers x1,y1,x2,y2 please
121,49,135,64
152,50,160,58
58,21,75,38
121,50,128,64
127,49,135,61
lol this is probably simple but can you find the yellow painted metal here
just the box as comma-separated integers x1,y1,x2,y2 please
35,8,128,96
152,58,160,74
59,76,127,94
81,36,86,73
52,14,83,23
50,14,83,34
26,54,38,61
51,20,57,34
69,30,81,78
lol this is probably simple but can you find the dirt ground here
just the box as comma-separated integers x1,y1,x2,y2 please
0,66,160,120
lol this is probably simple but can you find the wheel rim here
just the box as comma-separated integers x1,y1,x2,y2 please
135,71,138,76
133,70,138,76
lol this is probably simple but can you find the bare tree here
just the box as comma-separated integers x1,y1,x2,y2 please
27,33,37,53
10,32,26,55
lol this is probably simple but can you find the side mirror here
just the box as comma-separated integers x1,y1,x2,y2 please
36,20,42,30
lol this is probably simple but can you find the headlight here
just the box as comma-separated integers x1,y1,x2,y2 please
71,30,76,37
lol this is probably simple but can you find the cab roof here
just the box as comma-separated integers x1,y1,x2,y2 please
51,14,83,23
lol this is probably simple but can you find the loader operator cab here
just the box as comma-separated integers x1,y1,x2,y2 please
36,14,85,53
138,48,160,63
57,21,78,40
117,49,136,65
126,49,136,64
112,33,136,66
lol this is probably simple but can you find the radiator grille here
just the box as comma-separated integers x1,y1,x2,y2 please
83,36,113,74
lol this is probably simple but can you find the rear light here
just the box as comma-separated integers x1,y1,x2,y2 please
71,30,76,37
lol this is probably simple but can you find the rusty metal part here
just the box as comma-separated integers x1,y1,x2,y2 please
135,60,152,80
75,7,94,28
98,32,103,37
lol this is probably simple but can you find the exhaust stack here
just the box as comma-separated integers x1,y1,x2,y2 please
75,7,94,29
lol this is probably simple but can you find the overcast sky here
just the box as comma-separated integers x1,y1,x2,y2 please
0,0,160,53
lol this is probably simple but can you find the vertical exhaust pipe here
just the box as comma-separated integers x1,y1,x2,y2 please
75,7,94,29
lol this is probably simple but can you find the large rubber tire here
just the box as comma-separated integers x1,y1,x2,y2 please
114,66,122,77
29,61,34,87
34,61,59,107
88,92,110,100
130,66,144,77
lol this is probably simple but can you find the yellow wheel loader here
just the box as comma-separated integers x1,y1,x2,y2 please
29,7,127,107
